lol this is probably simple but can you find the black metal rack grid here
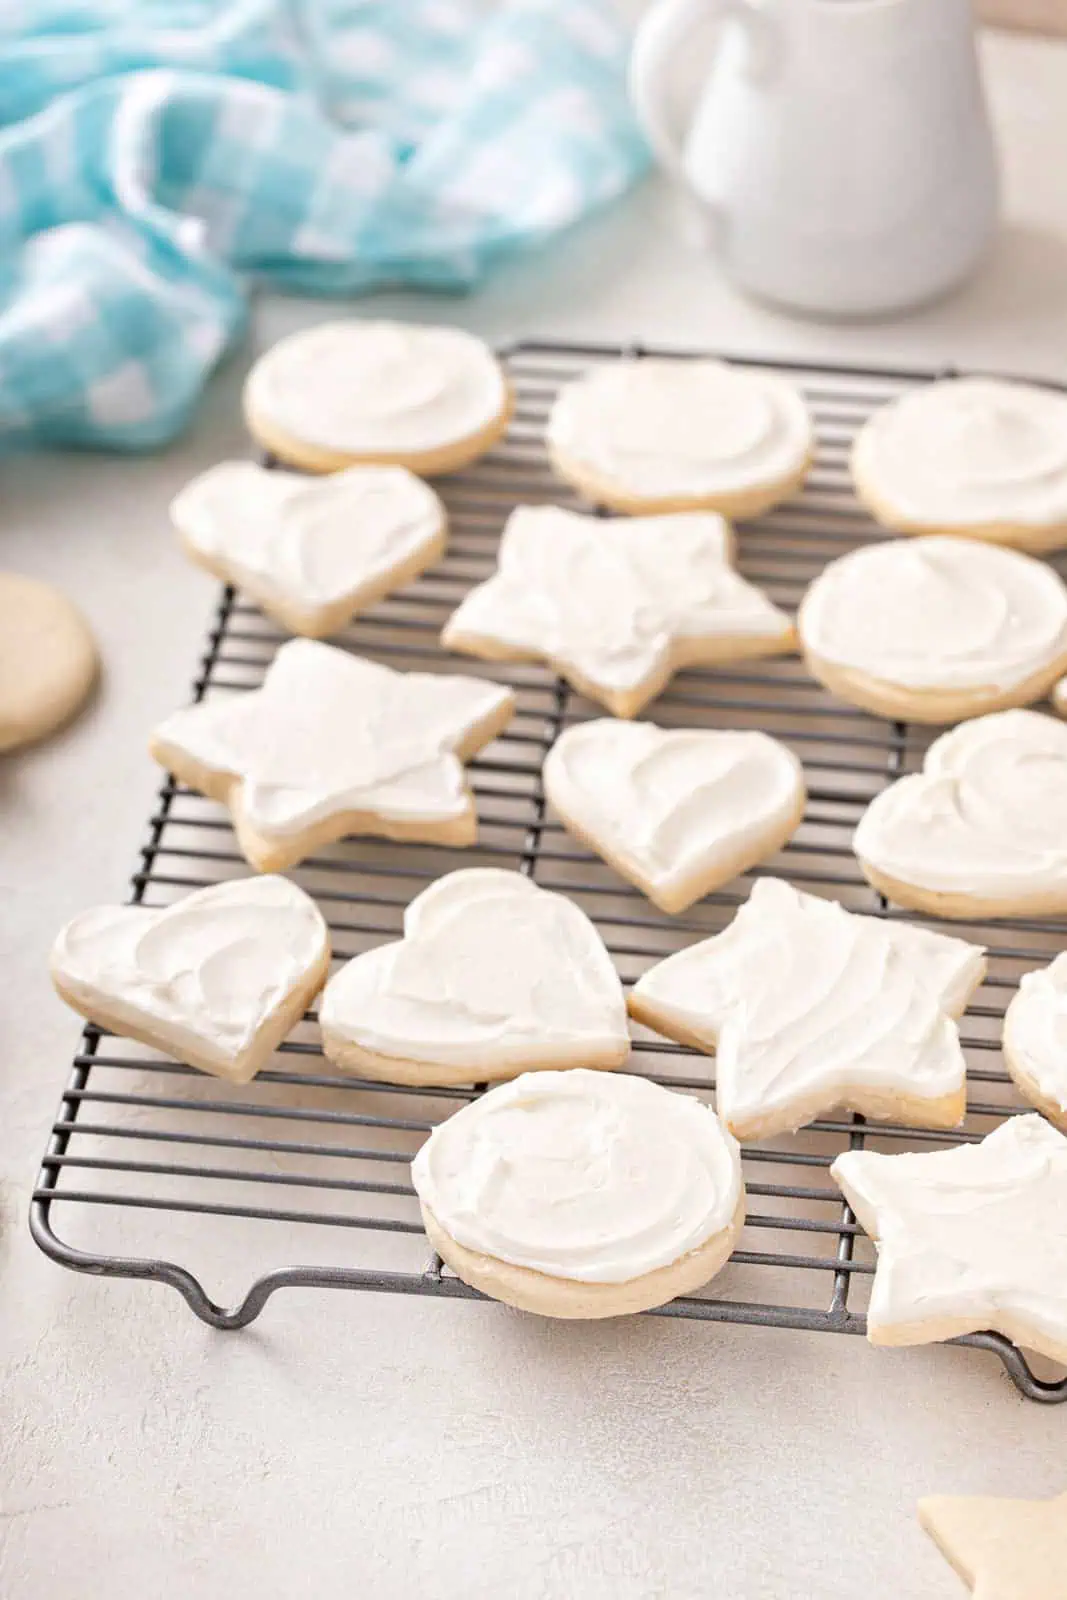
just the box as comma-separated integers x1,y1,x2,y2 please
31,338,1067,1403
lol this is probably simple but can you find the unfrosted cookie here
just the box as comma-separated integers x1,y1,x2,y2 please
0,573,97,752
243,320,511,474
149,639,515,872
411,1068,745,1318
831,1113,1067,1366
320,869,629,1086
630,877,985,1140
543,720,805,913
1003,955,1067,1132
172,461,446,638
854,710,1067,919
799,535,1067,723
50,877,329,1083
546,358,813,516
919,1491,1067,1600
442,506,794,718
852,377,1067,552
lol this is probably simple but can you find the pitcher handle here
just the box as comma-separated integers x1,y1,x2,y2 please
630,0,753,187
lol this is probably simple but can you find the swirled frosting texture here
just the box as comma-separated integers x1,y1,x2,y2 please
853,378,1067,531
631,879,984,1138
547,359,812,498
543,721,803,908
244,321,506,455
854,710,1067,902
799,535,1067,692
831,1115,1067,1362
411,1069,743,1283
320,869,628,1071
50,878,328,1077
1005,955,1067,1116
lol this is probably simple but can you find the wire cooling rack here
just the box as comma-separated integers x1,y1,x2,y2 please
31,338,1067,1403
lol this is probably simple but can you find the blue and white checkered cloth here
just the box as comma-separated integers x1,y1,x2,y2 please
0,1,647,450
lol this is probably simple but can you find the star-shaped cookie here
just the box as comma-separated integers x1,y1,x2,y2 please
150,639,516,871
630,878,985,1140
442,506,795,718
832,1114,1067,1366
919,1491,1067,1600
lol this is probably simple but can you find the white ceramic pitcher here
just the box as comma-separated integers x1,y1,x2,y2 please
630,0,1000,318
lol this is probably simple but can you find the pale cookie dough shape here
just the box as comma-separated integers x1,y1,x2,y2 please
172,461,447,638
0,573,97,752
50,877,330,1083
629,877,985,1140
831,1113,1067,1366
1003,955,1067,1132
854,710,1067,919
442,506,795,718
411,1068,745,1318
319,868,629,1085
799,535,1067,723
243,320,511,475
852,376,1067,553
150,638,516,872
546,357,814,517
919,1490,1067,1600
543,720,805,914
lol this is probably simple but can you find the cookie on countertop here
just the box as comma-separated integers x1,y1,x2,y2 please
1003,955,1067,1132
172,461,447,638
442,505,794,718
546,357,813,517
319,869,629,1086
918,1490,1067,1600
0,573,97,753
411,1068,745,1318
243,320,511,474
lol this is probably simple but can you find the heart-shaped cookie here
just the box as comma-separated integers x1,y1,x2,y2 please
50,877,331,1082
854,709,1067,918
319,868,630,1085
543,720,805,913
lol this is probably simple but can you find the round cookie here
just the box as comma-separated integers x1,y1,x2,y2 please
243,320,512,474
411,1069,745,1319
799,535,1067,723
852,376,1067,553
546,358,813,517
0,573,97,752
1002,957,1067,1132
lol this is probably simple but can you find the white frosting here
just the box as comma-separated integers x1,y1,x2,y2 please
244,321,507,456
320,869,628,1071
152,638,514,840
1054,675,1067,716
853,377,1067,530
171,461,445,626
411,1068,743,1283
50,877,328,1078
543,720,803,908
831,1114,1067,1358
632,878,985,1138
547,358,812,498
854,709,1067,903
1004,955,1067,1116
799,535,1067,692
443,506,793,697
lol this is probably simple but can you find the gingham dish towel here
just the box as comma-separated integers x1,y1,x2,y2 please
0,0,647,451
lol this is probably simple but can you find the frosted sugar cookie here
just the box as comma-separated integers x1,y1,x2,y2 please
546,357,813,516
630,878,984,1140
50,878,329,1083
1003,956,1067,1132
854,710,1067,919
442,506,794,718
799,535,1067,723
0,573,97,752
172,461,446,638
543,720,805,914
243,320,511,474
320,869,628,1085
411,1069,744,1318
150,639,515,872
919,1491,1067,1600
852,377,1067,552
832,1114,1067,1366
